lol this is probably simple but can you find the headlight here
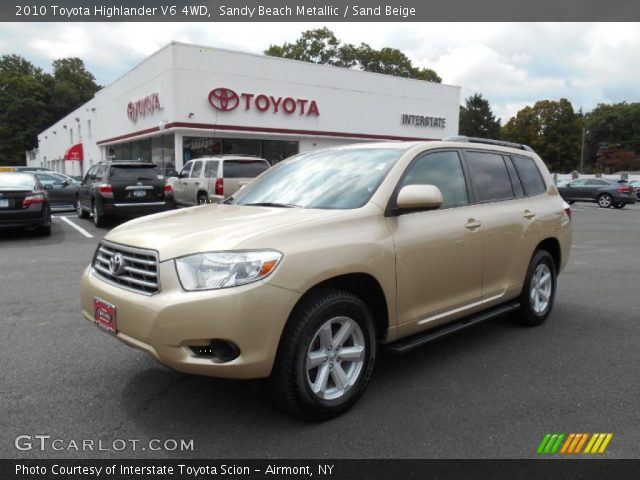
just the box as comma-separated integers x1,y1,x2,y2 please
175,250,283,291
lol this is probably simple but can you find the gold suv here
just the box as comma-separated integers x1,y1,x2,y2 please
81,138,572,420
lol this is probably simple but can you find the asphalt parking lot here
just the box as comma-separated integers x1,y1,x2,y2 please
1,204,639,459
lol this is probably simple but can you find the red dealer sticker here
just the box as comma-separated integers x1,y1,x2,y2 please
94,297,116,334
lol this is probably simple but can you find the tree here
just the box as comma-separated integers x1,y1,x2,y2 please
459,94,501,139
50,57,101,120
0,55,100,166
265,28,441,82
502,99,581,172
584,102,640,170
0,56,52,165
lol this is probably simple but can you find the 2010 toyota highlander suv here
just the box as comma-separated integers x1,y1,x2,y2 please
80,138,572,420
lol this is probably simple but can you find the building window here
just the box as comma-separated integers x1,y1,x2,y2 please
87,119,92,140
70,129,74,144
182,136,298,165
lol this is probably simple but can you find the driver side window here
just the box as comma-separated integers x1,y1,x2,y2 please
400,151,469,209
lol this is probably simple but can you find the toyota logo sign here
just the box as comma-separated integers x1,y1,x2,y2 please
208,88,240,112
109,253,125,276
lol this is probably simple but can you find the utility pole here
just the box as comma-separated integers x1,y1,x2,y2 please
580,126,586,173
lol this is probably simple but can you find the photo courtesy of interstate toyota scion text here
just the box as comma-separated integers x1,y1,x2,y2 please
81,137,572,420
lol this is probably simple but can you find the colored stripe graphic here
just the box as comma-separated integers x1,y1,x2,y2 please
537,433,613,454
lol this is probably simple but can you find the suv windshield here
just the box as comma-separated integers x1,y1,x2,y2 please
109,164,161,181
232,148,402,209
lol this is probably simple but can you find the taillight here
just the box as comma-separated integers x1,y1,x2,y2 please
215,178,223,196
163,183,173,195
98,184,113,197
617,185,629,193
22,194,45,208
563,201,572,220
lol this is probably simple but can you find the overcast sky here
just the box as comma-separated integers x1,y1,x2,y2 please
1,22,638,123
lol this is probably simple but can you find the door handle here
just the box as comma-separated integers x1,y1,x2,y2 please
465,219,482,230
523,210,536,219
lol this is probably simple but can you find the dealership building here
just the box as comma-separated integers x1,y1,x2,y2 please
28,42,461,176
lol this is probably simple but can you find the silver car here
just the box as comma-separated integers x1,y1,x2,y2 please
171,155,270,206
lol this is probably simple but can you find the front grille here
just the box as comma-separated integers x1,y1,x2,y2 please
92,241,160,295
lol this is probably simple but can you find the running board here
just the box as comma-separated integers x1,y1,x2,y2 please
385,301,520,354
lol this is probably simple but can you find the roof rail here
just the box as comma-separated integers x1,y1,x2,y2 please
444,136,534,152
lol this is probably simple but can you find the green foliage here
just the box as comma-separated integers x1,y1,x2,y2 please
502,99,581,172
459,94,501,139
584,102,640,169
0,55,100,165
265,28,441,83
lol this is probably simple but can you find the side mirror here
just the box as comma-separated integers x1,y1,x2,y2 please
396,185,443,210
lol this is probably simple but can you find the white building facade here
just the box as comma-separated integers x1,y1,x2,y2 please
30,42,461,176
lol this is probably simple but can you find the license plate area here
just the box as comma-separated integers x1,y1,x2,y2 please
133,190,146,198
94,297,116,334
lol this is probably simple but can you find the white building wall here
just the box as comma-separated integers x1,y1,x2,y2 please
31,42,460,174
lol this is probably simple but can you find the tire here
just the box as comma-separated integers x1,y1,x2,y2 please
613,202,626,209
76,198,89,218
197,192,208,205
92,200,106,228
597,193,613,208
511,250,557,327
271,289,377,421
37,206,52,236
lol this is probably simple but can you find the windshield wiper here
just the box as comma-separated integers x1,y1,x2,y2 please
243,202,298,208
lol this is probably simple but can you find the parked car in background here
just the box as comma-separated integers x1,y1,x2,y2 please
557,178,636,208
76,161,175,227
33,171,79,211
81,138,572,420
629,180,640,199
171,155,270,206
0,172,51,235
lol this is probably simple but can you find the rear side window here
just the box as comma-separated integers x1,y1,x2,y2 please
109,165,160,182
223,160,270,178
504,156,525,197
400,151,469,209
513,155,546,196
203,160,219,177
586,179,608,186
465,151,514,202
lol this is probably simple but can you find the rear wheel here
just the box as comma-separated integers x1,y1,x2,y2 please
197,192,208,205
597,193,613,208
511,250,557,327
92,200,106,228
613,202,626,209
37,206,52,236
271,289,377,421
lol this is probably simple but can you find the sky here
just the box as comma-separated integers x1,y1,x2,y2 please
1,22,639,123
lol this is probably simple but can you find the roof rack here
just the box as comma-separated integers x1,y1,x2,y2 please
444,136,534,152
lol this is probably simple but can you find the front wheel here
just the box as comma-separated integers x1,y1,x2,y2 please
597,193,613,208
76,198,89,218
511,250,557,327
613,202,626,209
271,289,377,421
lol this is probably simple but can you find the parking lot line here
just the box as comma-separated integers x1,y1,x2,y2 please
57,215,94,238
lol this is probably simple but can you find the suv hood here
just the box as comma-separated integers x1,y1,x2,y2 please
104,204,344,261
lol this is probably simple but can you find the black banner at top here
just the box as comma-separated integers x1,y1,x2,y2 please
3,0,640,22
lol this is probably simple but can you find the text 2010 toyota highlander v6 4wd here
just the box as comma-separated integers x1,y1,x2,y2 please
81,138,572,420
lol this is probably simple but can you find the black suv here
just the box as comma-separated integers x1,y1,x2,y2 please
76,161,175,227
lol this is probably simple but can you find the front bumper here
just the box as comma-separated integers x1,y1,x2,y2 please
80,262,300,379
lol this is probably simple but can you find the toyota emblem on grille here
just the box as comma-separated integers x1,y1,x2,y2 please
109,253,125,276
208,87,240,112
